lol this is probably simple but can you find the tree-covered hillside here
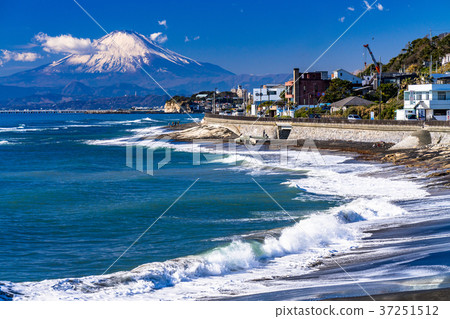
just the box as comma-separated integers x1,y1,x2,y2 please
384,33,450,72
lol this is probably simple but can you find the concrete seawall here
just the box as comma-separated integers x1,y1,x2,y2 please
203,114,450,145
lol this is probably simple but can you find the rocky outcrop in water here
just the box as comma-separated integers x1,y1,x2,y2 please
163,124,238,141
164,100,191,113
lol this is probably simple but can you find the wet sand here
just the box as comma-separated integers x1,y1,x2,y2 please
329,287,450,301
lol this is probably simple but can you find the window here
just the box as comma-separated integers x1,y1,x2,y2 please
404,92,410,100
416,92,422,100
438,92,447,100
434,109,447,116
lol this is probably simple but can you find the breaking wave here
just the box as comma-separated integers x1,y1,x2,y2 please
1,117,434,301
1,192,422,300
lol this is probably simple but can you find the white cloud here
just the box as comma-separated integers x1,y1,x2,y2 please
34,33,96,55
158,20,167,28
347,7,355,11
0,49,41,64
377,3,384,11
338,17,345,23
186,36,200,42
150,32,168,44
363,1,373,10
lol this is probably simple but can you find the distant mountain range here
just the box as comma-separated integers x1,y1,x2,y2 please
0,30,288,109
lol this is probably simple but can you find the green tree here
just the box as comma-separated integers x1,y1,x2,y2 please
279,90,286,102
406,64,419,74
400,77,414,90
322,79,353,103
294,106,325,118
378,83,398,103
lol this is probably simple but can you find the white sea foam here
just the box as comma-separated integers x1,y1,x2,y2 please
284,168,428,201
4,194,411,301
85,125,170,146
2,119,440,301
141,117,165,123
84,137,132,146
98,117,164,126
206,216,296,224
128,126,169,136
62,124,105,128
0,126,59,132
82,124,357,177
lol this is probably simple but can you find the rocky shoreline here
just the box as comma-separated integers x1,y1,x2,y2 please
380,146,450,185
161,123,450,188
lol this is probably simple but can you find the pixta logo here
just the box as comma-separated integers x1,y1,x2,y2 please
126,138,326,176
126,137,172,176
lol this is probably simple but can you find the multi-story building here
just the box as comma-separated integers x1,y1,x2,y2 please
253,84,285,105
331,69,362,84
397,84,450,121
285,68,330,106
235,85,247,99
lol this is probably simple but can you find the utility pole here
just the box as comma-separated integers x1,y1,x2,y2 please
260,85,263,113
379,57,382,120
213,88,217,114
430,29,433,77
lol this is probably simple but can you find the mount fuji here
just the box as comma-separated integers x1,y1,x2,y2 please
0,30,288,105
46,30,234,77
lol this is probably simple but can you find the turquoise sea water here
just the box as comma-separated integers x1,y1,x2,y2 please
1,113,449,300
0,113,336,282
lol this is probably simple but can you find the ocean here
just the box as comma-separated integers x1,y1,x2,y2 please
0,113,449,300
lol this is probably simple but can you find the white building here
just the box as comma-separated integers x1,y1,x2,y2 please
331,69,362,84
234,85,247,98
253,84,285,105
442,53,450,66
397,84,450,121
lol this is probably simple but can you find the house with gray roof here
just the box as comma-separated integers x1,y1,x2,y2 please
330,96,374,112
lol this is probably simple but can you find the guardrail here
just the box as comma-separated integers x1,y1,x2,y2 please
205,113,450,127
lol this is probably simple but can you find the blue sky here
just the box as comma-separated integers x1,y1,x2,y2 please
0,0,449,77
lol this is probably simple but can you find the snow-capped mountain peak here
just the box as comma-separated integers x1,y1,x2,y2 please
1,30,236,91
47,30,201,73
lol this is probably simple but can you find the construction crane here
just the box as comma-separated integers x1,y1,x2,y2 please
363,44,382,120
363,44,380,74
